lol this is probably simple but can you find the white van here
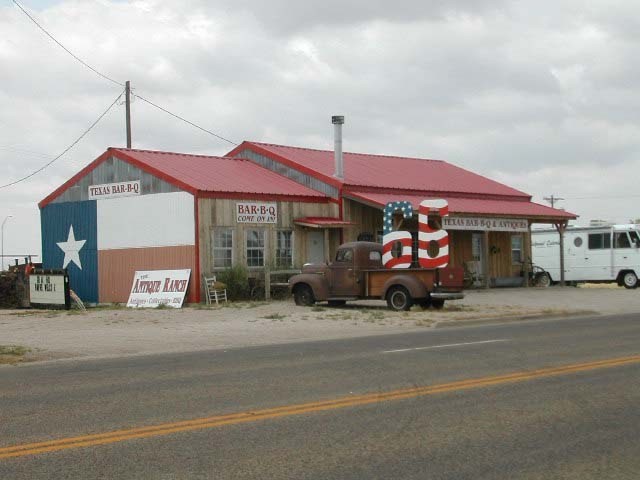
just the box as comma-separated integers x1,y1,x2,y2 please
532,225,640,288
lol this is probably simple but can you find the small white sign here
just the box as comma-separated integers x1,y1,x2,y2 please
443,216,529,232
236,202,277,224
127,269,191,308
88,180,141,200
30,274,67,305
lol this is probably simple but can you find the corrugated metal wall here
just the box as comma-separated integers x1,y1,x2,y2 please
96,192,196,303
98,192,194,249
51,156,182,204
41,191,197,304
99,246,196,303
235,149,340,199
41,200,99,303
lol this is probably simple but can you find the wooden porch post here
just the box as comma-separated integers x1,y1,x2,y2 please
483,230,490,289
554,221,567,286
523,224,532,288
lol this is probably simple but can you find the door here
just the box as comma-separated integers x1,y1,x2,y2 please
306,230,325,264
582,231,613,281
613,231,637,278
329,247,360,296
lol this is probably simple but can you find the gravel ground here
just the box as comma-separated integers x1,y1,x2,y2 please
1,284,638,364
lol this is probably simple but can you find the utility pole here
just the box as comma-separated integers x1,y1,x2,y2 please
125,80,132,148
544,194,564,208
2,215,13,271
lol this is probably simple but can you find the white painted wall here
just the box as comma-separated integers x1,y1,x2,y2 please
97,191,195,250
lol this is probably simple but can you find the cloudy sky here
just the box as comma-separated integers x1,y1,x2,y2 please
2,0,640,264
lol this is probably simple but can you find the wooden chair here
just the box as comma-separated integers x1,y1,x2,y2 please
203,275,228,305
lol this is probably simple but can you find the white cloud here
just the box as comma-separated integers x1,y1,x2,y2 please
2,0,640,261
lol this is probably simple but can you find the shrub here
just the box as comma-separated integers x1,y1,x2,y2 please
216,265,250,300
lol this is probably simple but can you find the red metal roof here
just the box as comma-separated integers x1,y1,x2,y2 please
344,191,577,220
229,142,531,198
40,148,328,207
111,148,326,197
294,217,355,228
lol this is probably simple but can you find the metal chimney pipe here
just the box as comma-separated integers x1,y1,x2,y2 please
332,115,344,179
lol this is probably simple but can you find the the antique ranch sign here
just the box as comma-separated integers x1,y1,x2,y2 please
88,180,141,200
236,202,277,224
442,217,528,232
29,269,71,309
127,269,191,308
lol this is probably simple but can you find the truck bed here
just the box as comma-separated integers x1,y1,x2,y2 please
363,268,437,298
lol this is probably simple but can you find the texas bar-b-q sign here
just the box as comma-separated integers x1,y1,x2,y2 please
382,199,449,269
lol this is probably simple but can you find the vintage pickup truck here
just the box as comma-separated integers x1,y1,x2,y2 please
289,241,464,311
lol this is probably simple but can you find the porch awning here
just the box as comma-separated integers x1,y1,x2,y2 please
343,191,577,222
294,217,355,229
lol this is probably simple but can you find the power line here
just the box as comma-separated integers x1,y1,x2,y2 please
12,0,238,147
134,93,238,146
0,90,124,189
564,194,640,200
12,0,124,87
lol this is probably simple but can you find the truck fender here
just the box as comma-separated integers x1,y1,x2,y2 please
289,273,329,301
382,275,428,301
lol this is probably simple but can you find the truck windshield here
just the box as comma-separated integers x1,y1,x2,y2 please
629,231,640,246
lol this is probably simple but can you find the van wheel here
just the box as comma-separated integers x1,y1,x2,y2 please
387,286,413,311
294,285,315,306
535,273,551,288
622,272,638,289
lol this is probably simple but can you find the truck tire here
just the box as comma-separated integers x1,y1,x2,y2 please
622,271,638,289
293,284,315,306
386,286,413,311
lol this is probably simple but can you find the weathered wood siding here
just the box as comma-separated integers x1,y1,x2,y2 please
342,199,383,242
198,198,338,274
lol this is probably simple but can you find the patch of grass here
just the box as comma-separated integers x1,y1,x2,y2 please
366,310,385,321
92,303,127,310
326,312,353,321
414,319,433,327
441,304,473,312
262,313,287,320
155,303,170,310
311,306,326,312
0,345,30,365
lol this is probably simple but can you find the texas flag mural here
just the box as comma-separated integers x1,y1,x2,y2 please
41,192,197,304
41,200,99,303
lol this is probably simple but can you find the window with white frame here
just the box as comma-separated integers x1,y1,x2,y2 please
246,229,265,267
212,228,233,268
276,230,293,267
511,235,523,264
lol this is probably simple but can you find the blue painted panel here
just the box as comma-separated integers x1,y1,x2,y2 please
41,201,98,303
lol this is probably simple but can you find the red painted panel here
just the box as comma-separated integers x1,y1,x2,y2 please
98,245,197,304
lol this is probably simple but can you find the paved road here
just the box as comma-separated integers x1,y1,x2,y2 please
1,313,639,479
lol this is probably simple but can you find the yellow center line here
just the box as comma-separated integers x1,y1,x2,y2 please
2,354,639,460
